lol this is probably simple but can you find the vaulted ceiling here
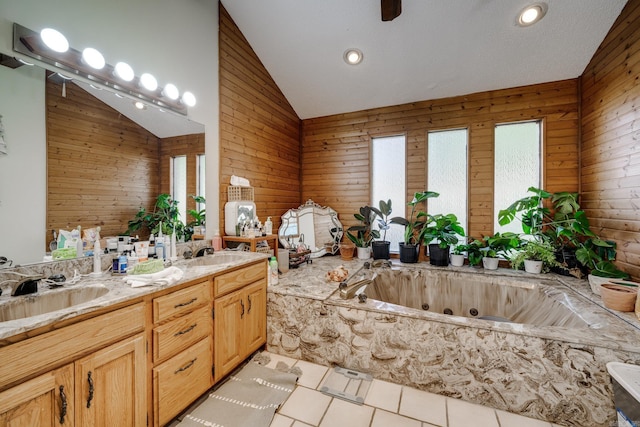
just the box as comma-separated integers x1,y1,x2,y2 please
221,0,628,119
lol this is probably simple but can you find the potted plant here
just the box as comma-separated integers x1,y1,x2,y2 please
370,199,392,260
390,191,439,263
421,213,465,266
480,232,521,270
126,193,188,240
346,206,380,259
451,243,467,267
510,239,560,273
186,195,206,237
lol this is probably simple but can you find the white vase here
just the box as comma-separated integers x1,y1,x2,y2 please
482,257,499,270
450,254,465,267
524,259,543,274
356,246,371,260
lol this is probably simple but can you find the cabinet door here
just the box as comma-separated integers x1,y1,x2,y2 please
0,363,74,427
244,280,267,356
214,289,244,382
75,334,146,427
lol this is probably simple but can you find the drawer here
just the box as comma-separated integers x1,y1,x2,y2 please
153,305,212,363
153,336,213,426
153,281,211,324
214,262,266,297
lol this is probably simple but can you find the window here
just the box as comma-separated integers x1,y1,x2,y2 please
494,121,541,233
171,156,187,222
197,154,206,211
371,135,406,253
427,128,468,243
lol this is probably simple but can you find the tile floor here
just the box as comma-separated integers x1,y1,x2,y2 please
259,352,566,427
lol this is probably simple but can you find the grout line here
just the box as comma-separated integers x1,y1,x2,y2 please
445,396,449,427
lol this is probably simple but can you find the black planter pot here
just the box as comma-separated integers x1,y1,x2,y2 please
371,241,391,260
398,243,420,263
428,244,450,266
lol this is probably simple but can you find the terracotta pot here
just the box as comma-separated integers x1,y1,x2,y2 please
600,284,638,312
339,243,355,260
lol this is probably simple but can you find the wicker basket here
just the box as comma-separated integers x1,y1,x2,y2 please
228,185,254,201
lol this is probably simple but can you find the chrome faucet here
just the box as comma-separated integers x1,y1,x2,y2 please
195,247,214,257
339,262,374,299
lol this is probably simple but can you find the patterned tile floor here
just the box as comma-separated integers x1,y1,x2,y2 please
262,352,567,427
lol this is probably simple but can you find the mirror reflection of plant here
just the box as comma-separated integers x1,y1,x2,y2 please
185,195,206,238
346,206,380,248
390,191,439,245
370,199,392,242
127,193,196,241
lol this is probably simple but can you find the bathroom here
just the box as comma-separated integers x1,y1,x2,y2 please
1,0,639,426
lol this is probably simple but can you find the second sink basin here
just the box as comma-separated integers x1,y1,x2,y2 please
188,252,251,267
0,285,110,322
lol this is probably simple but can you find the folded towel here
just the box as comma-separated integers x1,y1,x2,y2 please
123,266,184,288
230,175,250,186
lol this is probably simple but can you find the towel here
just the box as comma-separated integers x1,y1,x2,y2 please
123,266,184,288
230,175,250,186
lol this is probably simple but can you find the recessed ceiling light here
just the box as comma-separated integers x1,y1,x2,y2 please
114,61,134,82
517,3,547,27
343,48,363,65
82,47,105,70
40,28,69,53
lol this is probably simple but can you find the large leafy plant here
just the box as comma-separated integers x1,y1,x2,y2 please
370,199,392,242
126,193,190,240
390,191,439,245
421,213,465,249
346,206,380,248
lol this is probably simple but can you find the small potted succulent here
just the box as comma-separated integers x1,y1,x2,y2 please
420,213,465,266
510,239,560,274
391,191,439,263
370,199,392,260
346,206,379,259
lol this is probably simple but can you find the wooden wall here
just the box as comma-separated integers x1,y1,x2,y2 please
218,4,301,235
159,133,205,218
580,0,640,280
301,80,580,239
46,77,160,246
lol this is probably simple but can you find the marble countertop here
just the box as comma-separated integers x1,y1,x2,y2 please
0,251,268,341
270,256,640,354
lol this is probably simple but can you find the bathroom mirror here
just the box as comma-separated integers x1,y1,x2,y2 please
0,62,204,266
278,200,343,258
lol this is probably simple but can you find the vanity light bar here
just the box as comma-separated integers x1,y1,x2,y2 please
12,23,193,115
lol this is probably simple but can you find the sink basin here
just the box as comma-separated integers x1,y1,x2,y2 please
188,252,251,267
0,285,110,322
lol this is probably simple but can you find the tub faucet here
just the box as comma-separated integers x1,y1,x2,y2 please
339,262,373,299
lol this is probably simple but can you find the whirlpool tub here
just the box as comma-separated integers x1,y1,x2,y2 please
267,258,640,426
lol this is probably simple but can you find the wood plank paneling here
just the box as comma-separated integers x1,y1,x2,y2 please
301,81,580,239
219,4,301,235
580,0,640,281
46,77,160,249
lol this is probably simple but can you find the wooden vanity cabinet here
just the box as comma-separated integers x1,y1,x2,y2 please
0,304,146,427
213,262,267,382
151,280,213,427
0,363,74,427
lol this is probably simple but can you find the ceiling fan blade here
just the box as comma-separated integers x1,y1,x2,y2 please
381,0,402,21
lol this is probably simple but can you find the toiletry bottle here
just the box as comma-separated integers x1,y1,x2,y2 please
92,239,102,276
269,256,278,285
265,217,273,235
118,252,128,274
156,235,165,260
170,233,177,261
212,230,222,251
148,234,156,257
164,236,171,260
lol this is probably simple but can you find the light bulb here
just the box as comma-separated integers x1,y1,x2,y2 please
114,62,134,82
181,91,196,107
162,83,179,100
82,47,105,70
140,73,158,91
40,28,69,53
343,48,363,65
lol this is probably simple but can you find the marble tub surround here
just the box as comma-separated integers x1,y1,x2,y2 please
267,258,640,426
0,249,267,341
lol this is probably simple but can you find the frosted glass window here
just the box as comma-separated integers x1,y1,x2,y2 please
197,154,206,211
372,135,406,253
494,121,541,233
171,156,187,222
427,129,468,244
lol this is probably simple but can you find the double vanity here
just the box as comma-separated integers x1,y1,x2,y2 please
0,250,268,426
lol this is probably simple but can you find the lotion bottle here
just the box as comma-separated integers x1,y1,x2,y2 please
212,230,222,251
